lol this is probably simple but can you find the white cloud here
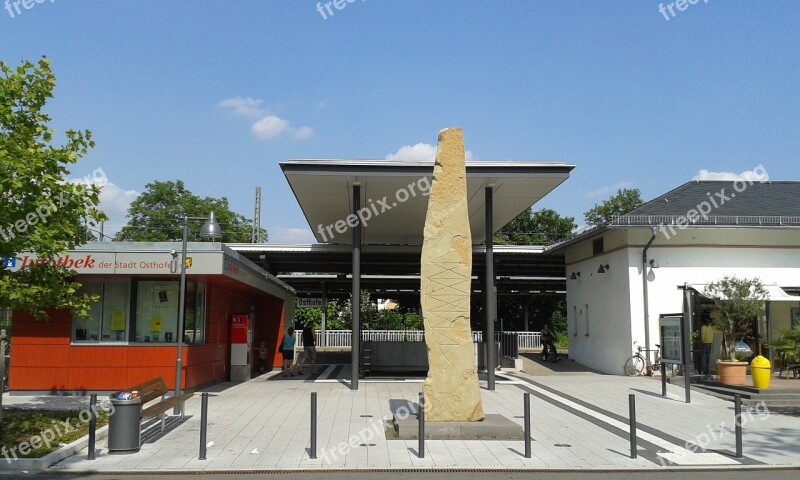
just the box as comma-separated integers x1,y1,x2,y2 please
268,226,316,244
385,143,475,162
251,115,290,140
216,96,268,119
96,182,140,238
291,126,315,140
693,167,770,182
586,181,635,199
219,96,314,142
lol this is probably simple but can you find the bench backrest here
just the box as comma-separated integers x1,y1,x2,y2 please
127,377,169,404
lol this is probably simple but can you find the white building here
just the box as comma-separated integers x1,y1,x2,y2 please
552,180,800,375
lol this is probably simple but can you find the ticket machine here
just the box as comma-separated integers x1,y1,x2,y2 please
230,313,252,382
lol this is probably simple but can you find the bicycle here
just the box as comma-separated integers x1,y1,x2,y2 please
624,342,677,377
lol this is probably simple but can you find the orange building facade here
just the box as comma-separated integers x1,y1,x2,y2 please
8,242,295,393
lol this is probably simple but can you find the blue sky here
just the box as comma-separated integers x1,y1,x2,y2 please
2,1,798,242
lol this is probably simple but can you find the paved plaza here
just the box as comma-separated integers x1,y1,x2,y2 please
3,359,796,474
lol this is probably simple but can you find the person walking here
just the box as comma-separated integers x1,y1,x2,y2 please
295,321,319,375
541,325,560,362
281,327,296,377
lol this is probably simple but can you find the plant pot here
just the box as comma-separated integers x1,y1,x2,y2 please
717,360,748,386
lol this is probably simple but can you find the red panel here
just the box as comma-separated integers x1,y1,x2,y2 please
67,367,129,391
10,345,70,367
69,347,128,367
126,367,180,390
231,314,248,344
126,347,184,367
9,367,69,391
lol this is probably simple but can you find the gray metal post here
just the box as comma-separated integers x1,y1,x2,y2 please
682,286,692,404
320,282,327,347
174,216,189,414
351,183,361,390
0,329,7,422
485,186,496,390
310,392,317,459
87,393,97,460
629,394,637,459
734,393,743,458
199,392,208,460
661,362,667,397
524,392,531,458
418,392,425,458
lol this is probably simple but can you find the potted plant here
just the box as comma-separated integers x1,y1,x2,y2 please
705,276,767,385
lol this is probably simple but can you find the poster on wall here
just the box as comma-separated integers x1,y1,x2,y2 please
659,315,683,364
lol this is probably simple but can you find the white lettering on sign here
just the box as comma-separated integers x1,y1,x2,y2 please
296,298,324,308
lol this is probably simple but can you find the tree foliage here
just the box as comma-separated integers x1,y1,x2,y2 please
706,276,767,362
0,58,106,319
114,180,265,243
584,188,644,226
494,208,576,245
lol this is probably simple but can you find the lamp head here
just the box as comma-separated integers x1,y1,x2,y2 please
569,272,581,280
200,212,224,240
649,259,659,269
598,264,609,274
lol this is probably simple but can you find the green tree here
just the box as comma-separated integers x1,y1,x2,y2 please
706,276,767,362
114,180,265,243
0,58,106,320
494,208,576,245
584,188,644,226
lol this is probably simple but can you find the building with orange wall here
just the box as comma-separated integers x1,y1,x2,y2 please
7,242,295,393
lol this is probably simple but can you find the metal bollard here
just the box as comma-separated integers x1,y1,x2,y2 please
628,394,637,459
87,394,97,460
524,392,531,458
418,392,425,458
199,393,208,460
310,392,317,459
734,393,743,459
661,363,667,397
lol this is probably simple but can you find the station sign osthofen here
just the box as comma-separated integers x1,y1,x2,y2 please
296,298,324,308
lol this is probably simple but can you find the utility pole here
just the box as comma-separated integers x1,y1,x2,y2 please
252,187,262,243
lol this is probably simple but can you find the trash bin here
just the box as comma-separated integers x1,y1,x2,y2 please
751,355,771,390
107,395,142,453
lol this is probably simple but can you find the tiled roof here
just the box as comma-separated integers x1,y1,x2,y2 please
613,180,800,226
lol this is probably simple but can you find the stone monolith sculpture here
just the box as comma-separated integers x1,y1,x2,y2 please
421,128,485,422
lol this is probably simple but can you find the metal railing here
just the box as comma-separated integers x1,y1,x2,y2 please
611,214,800,226
295,329,541,351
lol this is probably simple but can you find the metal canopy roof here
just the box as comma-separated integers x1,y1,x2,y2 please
281,160,574,245
229,243,566,295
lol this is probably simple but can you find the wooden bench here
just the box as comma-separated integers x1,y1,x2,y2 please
121,377,194,432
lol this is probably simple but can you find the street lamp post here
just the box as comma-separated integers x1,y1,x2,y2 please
174,212,223,412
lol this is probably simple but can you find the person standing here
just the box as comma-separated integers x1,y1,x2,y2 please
699,319,715,375
258,341,267,374
295,321,318,375
281,327,296,377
